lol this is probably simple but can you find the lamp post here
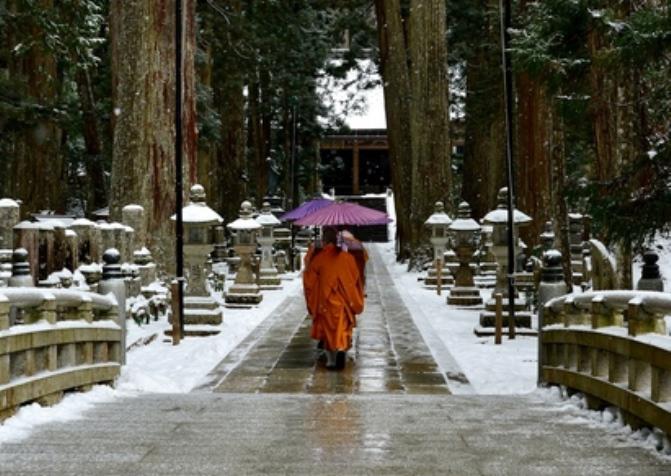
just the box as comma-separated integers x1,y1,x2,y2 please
499,0,517,337
174,0,185,338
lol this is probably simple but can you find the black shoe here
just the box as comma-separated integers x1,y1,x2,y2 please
335,351,346,370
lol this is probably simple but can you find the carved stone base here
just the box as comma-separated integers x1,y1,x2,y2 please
425,268,454,287
447,287,483,306
258,268,282,289
225,283,263,305
169,296,223,326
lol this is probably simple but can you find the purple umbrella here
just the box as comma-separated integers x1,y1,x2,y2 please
294,201,392,226
281,198,333,222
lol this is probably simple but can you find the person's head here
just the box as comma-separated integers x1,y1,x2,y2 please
322,226,338,245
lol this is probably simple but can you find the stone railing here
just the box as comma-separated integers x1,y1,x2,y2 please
540,290,671,435
0,288,121,420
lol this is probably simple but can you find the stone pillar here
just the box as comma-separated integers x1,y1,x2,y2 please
122,204,145,253
226,201,263,305
568,213,584,285
424,201,454,287
134,249,157,287
477,188,533,334
8,248,34,287
0,198,20,250
70,218,96,264
0,250,12,287
98,249,126,364
538,250,568,307
637,250,664,292
211,226,227,264
255,202,281,288
447,201,482,306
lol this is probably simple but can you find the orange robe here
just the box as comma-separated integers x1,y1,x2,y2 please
303,243,365,351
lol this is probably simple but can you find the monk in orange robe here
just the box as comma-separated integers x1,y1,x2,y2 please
303,227,365,369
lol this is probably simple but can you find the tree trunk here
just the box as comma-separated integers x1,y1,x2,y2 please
374,0,451,264
516,72,552,246
249,78,268,205
407,0,452,264
462,0,505,221
549,98,573,291
109,0,196,271
6,0,65,216
75,68,107,211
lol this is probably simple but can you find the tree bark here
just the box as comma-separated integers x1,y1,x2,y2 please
6,0,65,216
374,0,451,264
109,0,196,271
75,68,107,211
462,0,505,222
549,98,573,291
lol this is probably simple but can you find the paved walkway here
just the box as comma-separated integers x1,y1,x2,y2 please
0,248,669,475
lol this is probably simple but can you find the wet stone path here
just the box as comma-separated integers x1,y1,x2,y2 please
207,247,449,395
1,247,670,474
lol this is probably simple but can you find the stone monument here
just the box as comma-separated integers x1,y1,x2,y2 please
447,202,483,306
255,202,282,288
424,201,454,287
225,201,263,305
477,187,533,335
171,184,224,330
637,250,664,292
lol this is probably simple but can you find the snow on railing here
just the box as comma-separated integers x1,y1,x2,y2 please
0,287,121,420
540,290,671,436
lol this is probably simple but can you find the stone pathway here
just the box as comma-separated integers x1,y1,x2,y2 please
0,248,669,475
205,247,450,395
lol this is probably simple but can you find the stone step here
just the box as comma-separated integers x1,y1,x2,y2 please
183,307,223,326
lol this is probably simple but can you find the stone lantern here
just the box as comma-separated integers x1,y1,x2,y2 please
171,184,223,328
477,187,533,334
424,201,454,287
255,202,282,288
225,200,263,305
447,202,482,306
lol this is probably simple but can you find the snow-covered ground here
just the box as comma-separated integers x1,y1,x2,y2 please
376,242,538,395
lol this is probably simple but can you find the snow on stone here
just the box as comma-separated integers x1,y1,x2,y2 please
255,213,281,227
171,203,223,224
450,218,480,232
0,198,19,208
227,217,261,230
424,211,452,226
70,217,96,227
482,208,532,224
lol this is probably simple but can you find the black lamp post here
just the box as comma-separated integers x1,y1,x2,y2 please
499,0,517,337
175,0,185,338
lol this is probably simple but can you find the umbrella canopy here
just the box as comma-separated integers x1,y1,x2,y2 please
281,198,333,222
294,201,392,227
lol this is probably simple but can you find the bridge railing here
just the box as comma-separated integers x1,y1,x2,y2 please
540,290,671,435
0,287,122,420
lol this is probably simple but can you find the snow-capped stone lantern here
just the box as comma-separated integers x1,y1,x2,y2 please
424,201,454,287
255,202,282,288
482,187,532,298
477,187,533,333
171,184,223,329
225,200,263,305
447,202,482,306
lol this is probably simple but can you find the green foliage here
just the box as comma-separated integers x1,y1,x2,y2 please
511,0,671,247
